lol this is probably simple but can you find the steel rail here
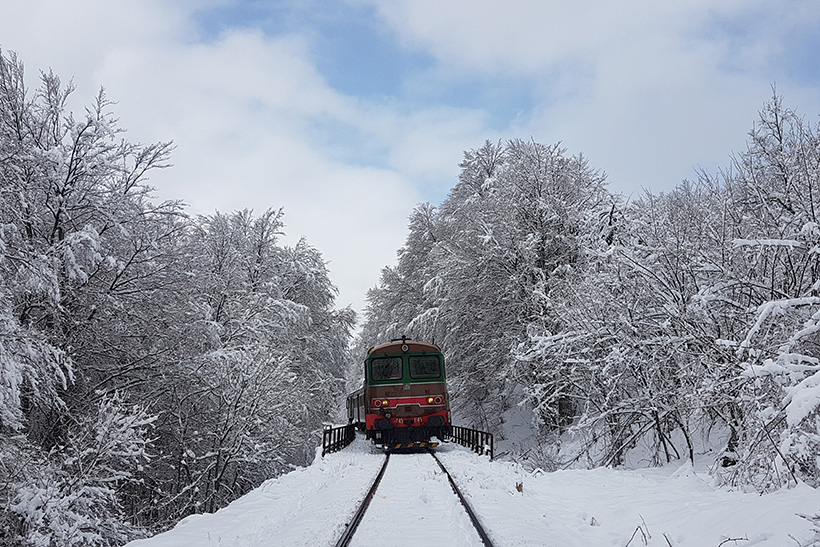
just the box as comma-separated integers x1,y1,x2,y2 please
428,450,496,547
334,454,390,547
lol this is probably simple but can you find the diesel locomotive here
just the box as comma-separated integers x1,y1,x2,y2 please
347,337,451,449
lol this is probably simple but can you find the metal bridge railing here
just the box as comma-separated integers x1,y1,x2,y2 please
446,425,494,460
322,423,356,457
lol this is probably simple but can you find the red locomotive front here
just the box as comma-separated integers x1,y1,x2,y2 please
347,338,451,449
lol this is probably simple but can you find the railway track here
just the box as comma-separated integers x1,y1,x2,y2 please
334,450,495,547
334,453,391,547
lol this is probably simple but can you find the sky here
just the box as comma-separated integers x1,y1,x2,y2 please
2,0,820,320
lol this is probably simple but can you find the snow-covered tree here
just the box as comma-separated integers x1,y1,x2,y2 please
1,51,355,540
363,139,611,435
138,209,354,521
362,94,820,487
718,95,820,490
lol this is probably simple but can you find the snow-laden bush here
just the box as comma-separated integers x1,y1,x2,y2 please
0,303,72,435
719,295,820,490
3,394,154,546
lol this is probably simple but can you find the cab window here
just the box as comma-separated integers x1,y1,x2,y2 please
370,357,403,381
409,355,441,379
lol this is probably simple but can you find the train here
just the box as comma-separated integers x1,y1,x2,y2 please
347,337,451,449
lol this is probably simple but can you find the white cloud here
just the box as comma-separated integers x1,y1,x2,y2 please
365,0,820,194
366,0,736,73
1,0,193,97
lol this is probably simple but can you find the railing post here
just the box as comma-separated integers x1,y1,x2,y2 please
445,424,493,460
490,432,494,460
322,423,356,457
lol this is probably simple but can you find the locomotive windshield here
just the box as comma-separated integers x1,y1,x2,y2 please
370,356,403,381
409,355,442,379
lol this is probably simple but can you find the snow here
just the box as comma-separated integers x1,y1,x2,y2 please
732,238,805,249
438,449,818,546
350,452,483,547
785,369,820,426
127,436,819,547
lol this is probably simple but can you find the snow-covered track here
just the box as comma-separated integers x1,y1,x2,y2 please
428,449,495,547
334,454,391,547
336,450,495,547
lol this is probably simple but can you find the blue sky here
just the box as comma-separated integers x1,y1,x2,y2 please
2,0,820,319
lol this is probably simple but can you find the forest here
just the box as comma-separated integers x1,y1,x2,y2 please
0,51,354,545
2,49,820,545
360,99,820,493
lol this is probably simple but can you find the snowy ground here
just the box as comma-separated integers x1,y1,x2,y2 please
350,451,483,547
127,436,819,547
